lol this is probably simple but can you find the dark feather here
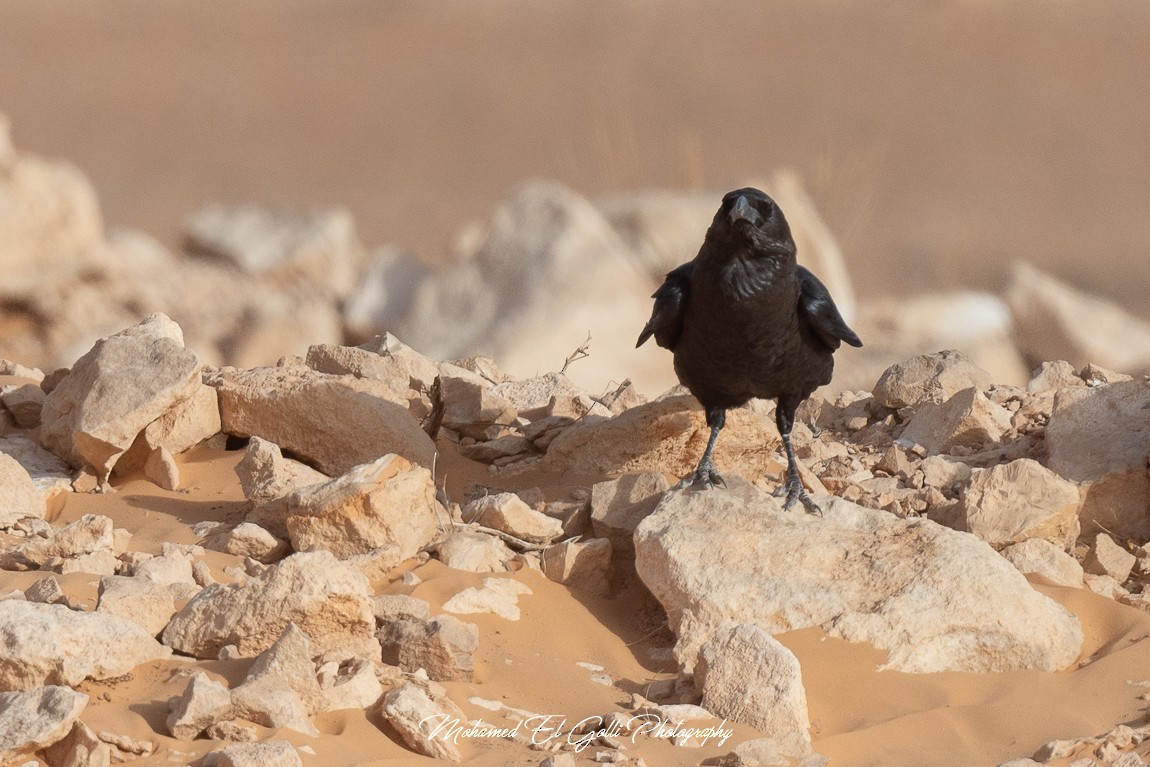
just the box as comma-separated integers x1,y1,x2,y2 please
796,265,863,351
636,261,693,350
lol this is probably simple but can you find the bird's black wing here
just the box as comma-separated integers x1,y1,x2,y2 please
636,262,693,350
796,265,863,351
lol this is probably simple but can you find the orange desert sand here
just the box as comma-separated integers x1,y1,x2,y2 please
3,333,1150,767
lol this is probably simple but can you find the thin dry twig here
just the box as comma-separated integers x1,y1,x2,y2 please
559,332,592,375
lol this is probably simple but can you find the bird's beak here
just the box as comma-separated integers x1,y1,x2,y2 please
728,195,757,227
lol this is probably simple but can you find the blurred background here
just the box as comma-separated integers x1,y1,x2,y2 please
1,0,1149,395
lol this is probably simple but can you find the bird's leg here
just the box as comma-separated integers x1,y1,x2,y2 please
672,406,727,491
772,396,822,515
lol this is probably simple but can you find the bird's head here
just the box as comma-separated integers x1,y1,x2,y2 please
698,187,798,299
709,187,796,260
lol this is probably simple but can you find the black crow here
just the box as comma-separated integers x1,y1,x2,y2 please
637,187,862,512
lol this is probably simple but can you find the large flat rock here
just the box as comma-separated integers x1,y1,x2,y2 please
634,479,1083,674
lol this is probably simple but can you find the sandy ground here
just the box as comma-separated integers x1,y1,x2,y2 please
1,1,1150,313
3,4,1150,765
4,441,1150,767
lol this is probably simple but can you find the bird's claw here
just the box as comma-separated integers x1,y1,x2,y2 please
672,461,726,492
774,477,822,516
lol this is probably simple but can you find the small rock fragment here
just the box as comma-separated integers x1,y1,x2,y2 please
542,538,612,595
958,459,1081,548
695,624,811,757
166,672,234,741
285,454,445,560
1085,533,1136,583
463,492,563,545
873,350,993,409
43,720,113,767
24,576,67,605
202,522,288,564
1001,539,1085,588
378,615,479,682
205,739,303,767
0,686,89,763
381,682,466,762
900,387,1013,455
435,530,515,573
372,594,432,624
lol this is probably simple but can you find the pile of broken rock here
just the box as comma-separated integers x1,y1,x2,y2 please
1,312,1150,767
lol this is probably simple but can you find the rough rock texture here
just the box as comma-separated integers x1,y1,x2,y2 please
538,394,779,481
0,686,89,763
1027,360,1085,392
958,459,1082,548
1,382,45,428
201,522,287,564
39,314,203,479
439,375,518,438
463,492,563,545
1045,380,1150,540
372,594,432,624
230,674,319,737
0,434,74,495
114,383,221,483
695,624,811,758
307,334,448,396
233,436,328,539
42,719,113,767
0,450,45,528
97,575,200,635
634,480,1083,674
381,682,466,762
1001,539,1085,588
205,740,303,767
434,530,515,573
1084,533,1137,583
590,473,669,558
209,365,436,474
542,538,612,595
237,623,325,715
285,454,444,560
166,672,235,740
319,658,383,712
378,614,479,681
0,600,171,690
161,551,377,661
899,386,1014,455
873,350,994,410
1,513,114,572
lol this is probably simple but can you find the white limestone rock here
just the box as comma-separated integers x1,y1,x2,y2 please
0,686,89,763
161,550,377,661
39,314,202,481
1001,539,1085,588
285,454,445,560
695,624,811,758
463,492,562,545
0,600,171,690
957,459,1082,548
634,479,1083,674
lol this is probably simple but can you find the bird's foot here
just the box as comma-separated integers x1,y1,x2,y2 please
672,460,726,491
773,475,822,516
